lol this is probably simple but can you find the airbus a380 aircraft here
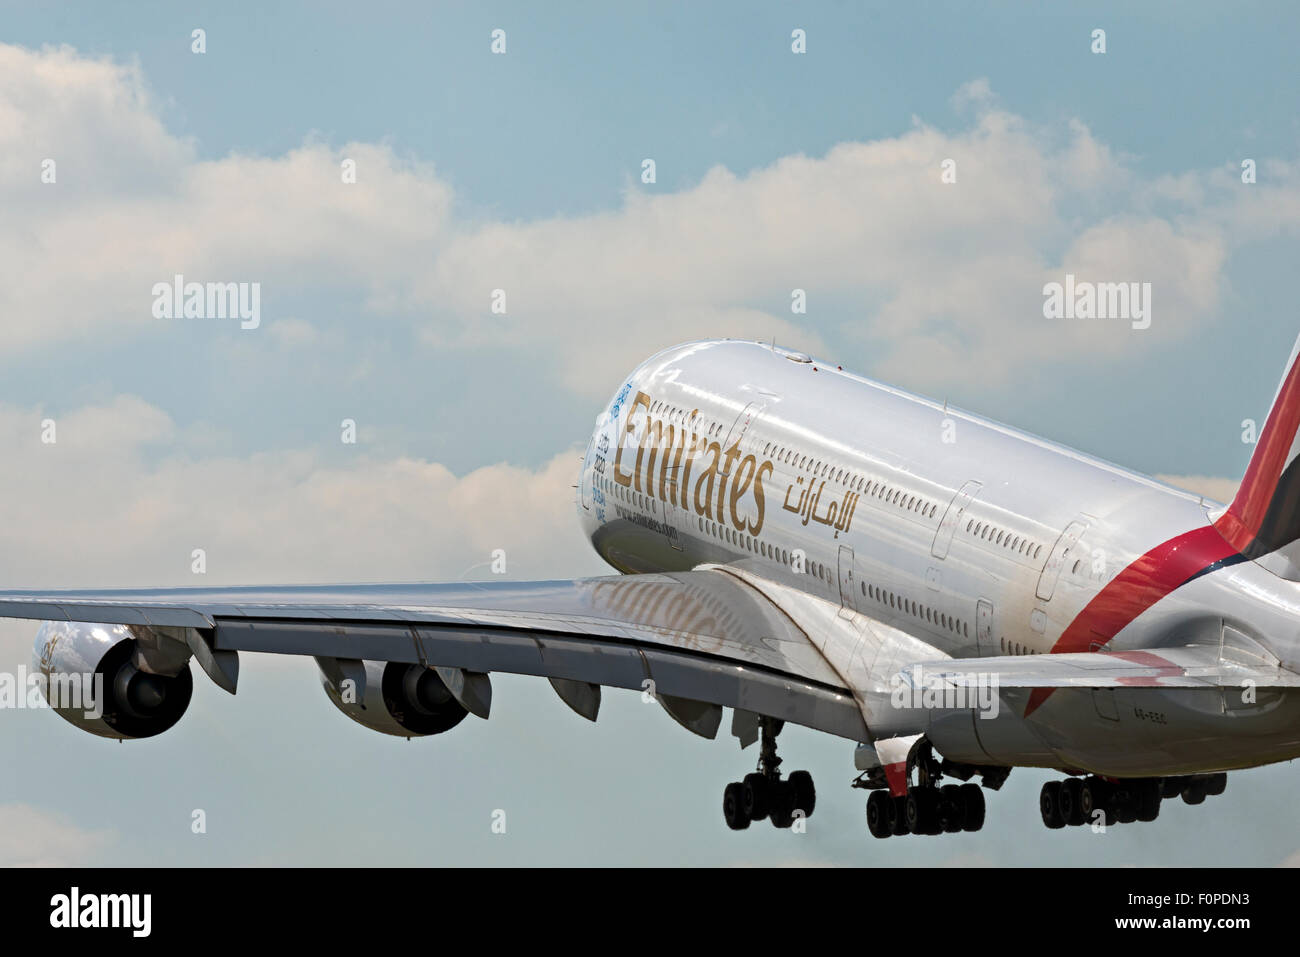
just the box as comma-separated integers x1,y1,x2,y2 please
9,335,1300,840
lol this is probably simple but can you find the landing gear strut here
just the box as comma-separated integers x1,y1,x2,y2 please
722,717,816,830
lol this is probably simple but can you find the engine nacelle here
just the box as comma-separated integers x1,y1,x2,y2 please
319,660,468,737
32,621,193,740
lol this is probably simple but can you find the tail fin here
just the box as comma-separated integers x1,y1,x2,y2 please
1214,331,1300,577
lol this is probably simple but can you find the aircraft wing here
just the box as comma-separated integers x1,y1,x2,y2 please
897,645,1300,690
0,566,869,741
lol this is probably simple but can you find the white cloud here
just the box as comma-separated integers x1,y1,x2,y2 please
0,45,451,351
0,395,605,588
0,41,1275,397
0,802,114,866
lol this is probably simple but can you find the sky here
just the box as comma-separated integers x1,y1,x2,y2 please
0,1,1299,865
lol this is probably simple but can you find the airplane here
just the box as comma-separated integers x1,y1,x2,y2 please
7,333,1300,839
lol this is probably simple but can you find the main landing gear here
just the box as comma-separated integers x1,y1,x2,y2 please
858,741,997,839
863,782,986,838
722,717,816,830
1039,772,1227,828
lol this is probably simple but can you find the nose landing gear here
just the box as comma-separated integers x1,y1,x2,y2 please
722,717,816,830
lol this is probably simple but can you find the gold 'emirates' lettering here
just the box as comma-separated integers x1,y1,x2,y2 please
613,390,772,535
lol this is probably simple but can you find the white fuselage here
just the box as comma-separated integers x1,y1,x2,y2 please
576,340,1300,776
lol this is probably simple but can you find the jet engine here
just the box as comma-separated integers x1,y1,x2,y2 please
32,620,193,740
318,659,468,737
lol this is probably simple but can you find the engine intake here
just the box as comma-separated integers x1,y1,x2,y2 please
319,660,468,737
33,621,193,740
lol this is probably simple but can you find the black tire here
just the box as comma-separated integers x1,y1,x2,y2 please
922,789,943,835
742,773,769,821
789,770,816,818
1060,778,1084,826
1160,778,1184,798
1205,773,1227,797
723,781,750,830
904,791,924,834
906,789,940,835
1182,781,1207,805
889,795,910,835
960,783,986,832
1080,777,1110,826
1115,797,1137,824
769,780,796,828
1136,780,1161,822
1040,781,1066,829
866,790,892,839
940,784,964,833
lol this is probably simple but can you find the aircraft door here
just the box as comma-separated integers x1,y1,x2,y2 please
837,545,858,614
976,598,994,654
665,471,687,551
721,401,765,471
1036,516,1092,601
932,480,982,559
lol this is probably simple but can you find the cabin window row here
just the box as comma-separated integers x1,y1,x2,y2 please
694,515,835,584
762,442,940,522
1001,636,1037,655
859,580,969,639
965,518,1042,561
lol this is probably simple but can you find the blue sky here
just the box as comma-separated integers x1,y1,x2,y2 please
1,2,1300,865
2,1,1297,477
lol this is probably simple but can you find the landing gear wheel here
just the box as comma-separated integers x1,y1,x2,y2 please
1060,778,1085,826
742,773,769,821
1205,773,1227,797
904,791,923,834
1182,781,1207,805
923,790,943,835
1040,781,1065,829
1080,777,1111,826
768,780,796,829
939,784,964,833
960,783,985,832
866,791,892,838
789,770,816,818
1115,797,1137,824
889,795,910,836
1136,780,1161,822
723,781,750,830
905,789,939,835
